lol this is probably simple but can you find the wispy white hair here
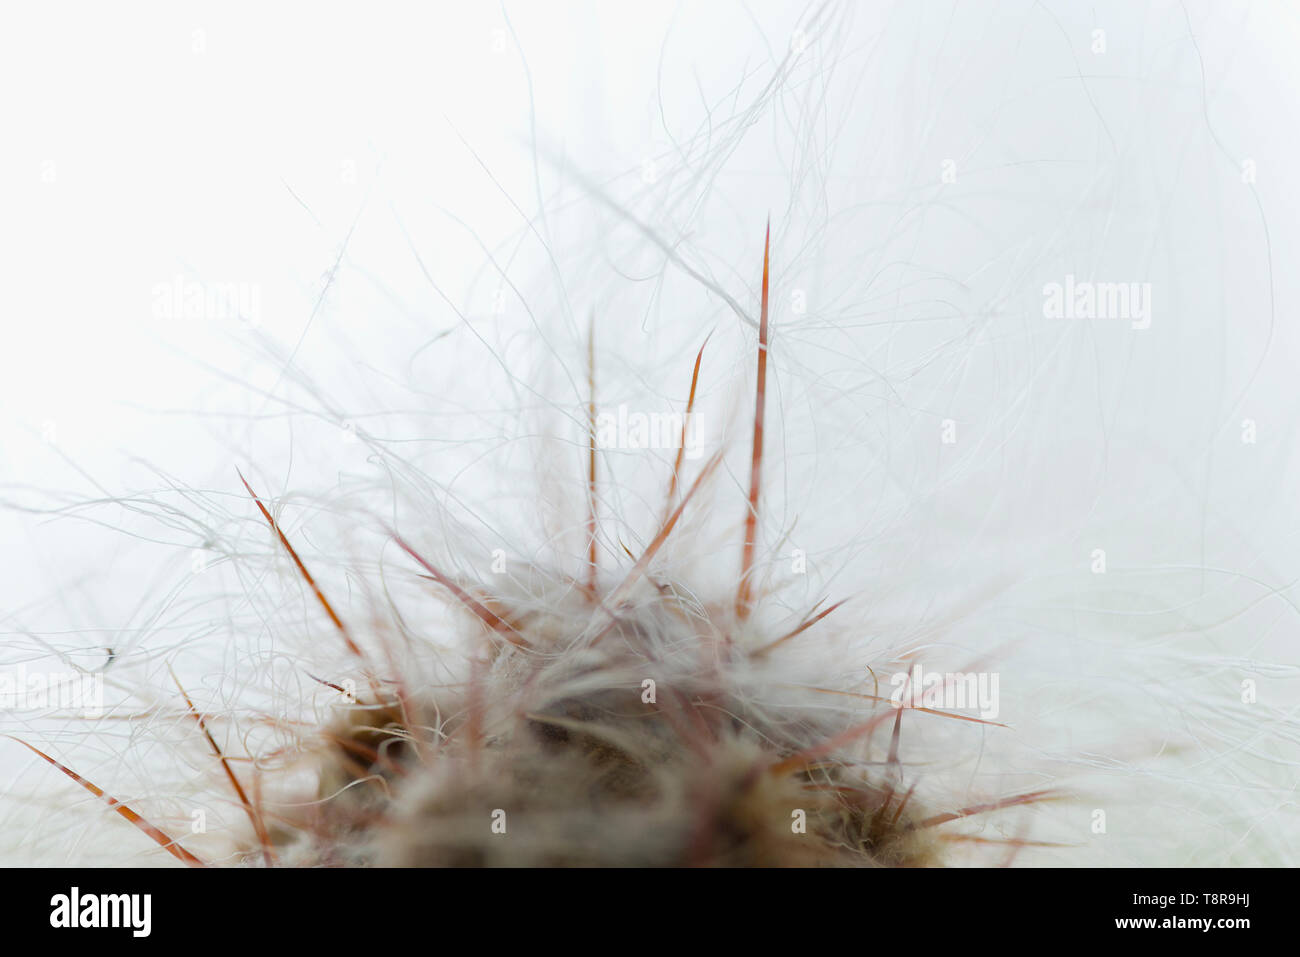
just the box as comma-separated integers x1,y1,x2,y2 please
2,0,1298,866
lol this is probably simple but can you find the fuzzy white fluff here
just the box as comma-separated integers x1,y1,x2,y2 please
2,0,1299,866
